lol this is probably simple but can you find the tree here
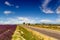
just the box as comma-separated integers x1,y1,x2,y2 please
23,22,25,24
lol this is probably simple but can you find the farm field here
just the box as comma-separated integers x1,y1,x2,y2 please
29,24,60,31
0,24,59,40
0,25,44,40
0,25,16,40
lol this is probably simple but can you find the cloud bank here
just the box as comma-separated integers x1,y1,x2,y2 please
40,0,60,14
0,17,60,24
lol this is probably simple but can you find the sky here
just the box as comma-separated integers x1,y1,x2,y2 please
0,0,60,24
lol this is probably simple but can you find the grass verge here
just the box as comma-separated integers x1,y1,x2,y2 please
12,25,43,40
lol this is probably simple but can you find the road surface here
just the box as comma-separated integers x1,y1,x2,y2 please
25,26,60,40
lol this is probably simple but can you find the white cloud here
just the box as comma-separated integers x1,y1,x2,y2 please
4,11,14,15
40,19,53,23
5,1,13,6
17,17,36,23
42,0,51,7
16,6,19,8
0,18,22,24
42,8,54,13
17,17,29,21
5,1,20,8
56,6,60,14
1,17,60,24
0,17,37,24
39,19,60,24
40,0,54,13
55,19,60,23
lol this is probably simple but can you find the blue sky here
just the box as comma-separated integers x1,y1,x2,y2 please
0,0,60,24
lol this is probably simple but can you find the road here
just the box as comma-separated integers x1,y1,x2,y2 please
25,26,60,40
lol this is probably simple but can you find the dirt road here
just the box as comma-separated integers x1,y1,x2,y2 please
25,26,60,40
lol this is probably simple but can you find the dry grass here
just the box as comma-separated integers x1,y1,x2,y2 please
21,25,58,40
12,25,43,40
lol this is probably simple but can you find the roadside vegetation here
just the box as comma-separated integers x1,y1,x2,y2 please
12,25,44,40
28,23,60,31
